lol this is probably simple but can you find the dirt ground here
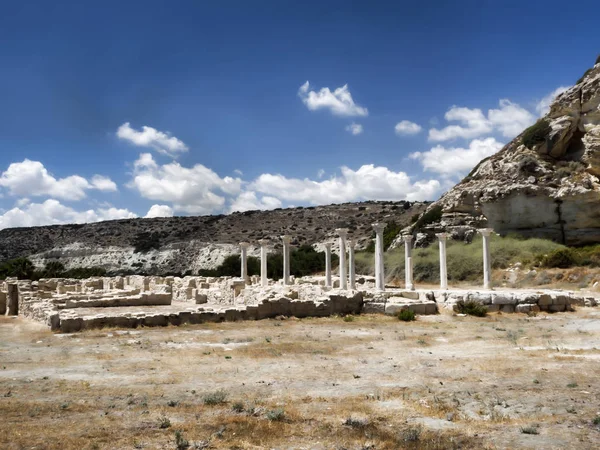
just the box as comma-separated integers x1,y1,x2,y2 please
1,309,599,449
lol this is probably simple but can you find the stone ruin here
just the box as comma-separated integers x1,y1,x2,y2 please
1,225,598,332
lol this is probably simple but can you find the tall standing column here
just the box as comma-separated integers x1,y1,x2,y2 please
258,239,269,287
436,233,448,290
348,239,356,290
478,228,493,289
372,223,387,291
336,228,349,290
239,242,250,282
281,235,292,286
324,243,332,288
404,235,414,290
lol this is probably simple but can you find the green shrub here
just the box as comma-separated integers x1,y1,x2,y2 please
343,315,355,322
593,416,600,425
413,205,443,231
0,257,35,280
266,408,285,421
174,430,189,450
522,119,550,149
454,300,487,317
520,425,539,435
541,248,579,268
132,231,162,253
396,309,416,322
202,389,228,405
231,401,245,413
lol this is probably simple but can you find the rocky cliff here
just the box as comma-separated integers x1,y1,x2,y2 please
0,201,427,274
424,60,600,246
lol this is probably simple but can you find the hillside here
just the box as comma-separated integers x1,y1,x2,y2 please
0,201,427,275
418,59,600,246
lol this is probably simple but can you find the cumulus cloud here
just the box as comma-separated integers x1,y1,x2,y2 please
0,159,117,201
410,137,503,176
145,204,174,218
250,165,441,204
229,191,282,213
298,81,368,117
536,86,569,116
128,153,242,215
428,99,535,141
0,199,136,230
91,175,118,192
116,122,188,157
395,120,422,135
345,123,363,135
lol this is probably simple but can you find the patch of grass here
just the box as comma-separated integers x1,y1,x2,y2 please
566,382,578,388
174,430,189,449
593,416,600,425
522,119,550,149
401,425,422,442
413,205,443,232
454,300,487,317
265,408,285,421
520,425,539,435
343,417,369,428
541,248,580,268
343,315,355,322
396,309,416,322
158,415,171,429
202,389,228,405
231,401,245,413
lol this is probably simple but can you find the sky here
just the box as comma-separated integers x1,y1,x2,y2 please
0,0,599,229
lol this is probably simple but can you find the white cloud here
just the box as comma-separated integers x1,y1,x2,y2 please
535,86,569,116
0,199,136,230
317,169,325,179
233,169,243,176
116,122,188,157
145,204,174,218
229,191,282,213
298,81,368,117
410,137,503,176
429,99,535,141
91,175,118,192
428,106,492,141
345,122,363,135
488,99,536,137
250,165,441,204
0,159,117,201
128,153,242,215
395,120,422,135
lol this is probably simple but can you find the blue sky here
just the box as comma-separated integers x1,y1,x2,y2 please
0,0,599,227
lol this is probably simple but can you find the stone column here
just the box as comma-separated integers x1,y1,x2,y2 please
436,233,448,290
348,239,356,290
6,282,18,316
372,223,386,291
281,235,292,286
404,235,414,290
239,242,250,282
478,228,493,289
336,228,349,290
258,239,269,287
324,243,332,288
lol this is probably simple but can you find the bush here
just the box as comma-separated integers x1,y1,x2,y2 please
132,231,162,253
202,389,228,405
396,309,416,322
0,257,35,280
522,119,550,149
541,248,579,268
413,205,443,231
454,300,487,317
266,408,285,421
231,401,245,413
174,430,189,450
518,155,539,174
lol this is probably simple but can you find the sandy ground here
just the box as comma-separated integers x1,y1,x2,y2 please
1,309,600,449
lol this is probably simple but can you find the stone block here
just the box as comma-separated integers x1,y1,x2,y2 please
549,304,566,312
499,305,515,313
196,293,208,304
400,291,419,300
515,304,531,313
363,302,385,314
538,294,553,306
468,292,492,305
0,291,6,315
553,295,568,305
486,304,500,313
570,296,585,306
491,294,517,305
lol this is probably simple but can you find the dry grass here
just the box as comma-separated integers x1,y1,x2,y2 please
1,311,600,448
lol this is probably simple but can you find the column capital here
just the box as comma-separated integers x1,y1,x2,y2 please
477,228,494,237
403,234,414,243
372,222,387,232
347,239,355,248
257,239,269,246
335,228,349,237
280,235,292,244
435,233,448,241
239,242,250,248
324,242,332,249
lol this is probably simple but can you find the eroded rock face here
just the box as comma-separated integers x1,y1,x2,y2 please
430,62,600,245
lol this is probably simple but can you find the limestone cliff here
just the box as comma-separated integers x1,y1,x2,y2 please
424,60,600,246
